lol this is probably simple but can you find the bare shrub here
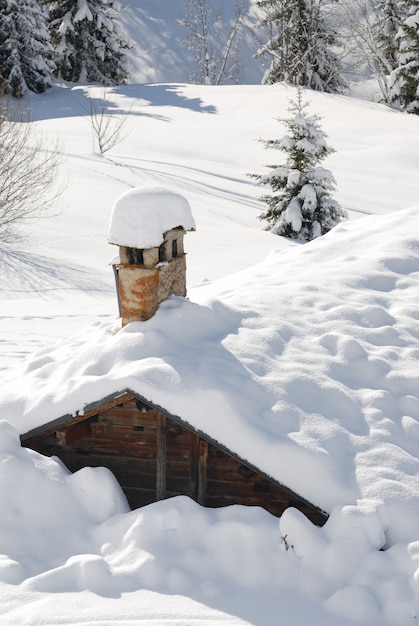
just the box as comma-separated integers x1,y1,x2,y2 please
87,89,129,155
0,100,62,244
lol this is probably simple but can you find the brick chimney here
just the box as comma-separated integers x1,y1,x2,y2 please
108,186,195,325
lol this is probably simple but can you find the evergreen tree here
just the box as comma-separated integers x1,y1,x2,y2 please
44,0,130,84
374,0,404,73
254,0,346,93
390,0,419,112
339,0,406,103
0,0,54,98
250,90,347,241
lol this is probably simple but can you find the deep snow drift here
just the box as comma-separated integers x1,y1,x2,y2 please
2,207,419,542
1,205,419,625
0,418,362,626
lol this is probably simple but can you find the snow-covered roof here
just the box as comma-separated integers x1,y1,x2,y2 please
2,207,419,546
108,185,196,249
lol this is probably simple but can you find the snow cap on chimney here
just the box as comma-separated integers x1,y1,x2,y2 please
109,185,196,248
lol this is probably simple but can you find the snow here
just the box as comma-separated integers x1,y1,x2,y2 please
1,3,419,625
299,182,317,210
3,206,419,547
108,185,196,248
282,196,302,231
0,420,403,626
3,207,419,626
74,0,93,24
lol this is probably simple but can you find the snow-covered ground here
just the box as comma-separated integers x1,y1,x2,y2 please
2,80,417,369
1,3,419,625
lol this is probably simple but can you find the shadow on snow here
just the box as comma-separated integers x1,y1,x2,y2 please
27,82,217,122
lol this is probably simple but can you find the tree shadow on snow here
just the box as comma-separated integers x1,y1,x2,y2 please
0,248,114,298
28,82,216,122
121,83,217,114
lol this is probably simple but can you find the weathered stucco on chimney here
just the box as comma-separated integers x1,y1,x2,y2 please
116,228,188,325
157,255,187,301
118,267,160,324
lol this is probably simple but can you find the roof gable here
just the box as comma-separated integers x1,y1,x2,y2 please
22,389,327,525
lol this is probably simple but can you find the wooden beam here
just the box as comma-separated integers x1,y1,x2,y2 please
156,413,166,500
188,433,199,499
55,420,93,446
22,392,134,444
198,439,208,506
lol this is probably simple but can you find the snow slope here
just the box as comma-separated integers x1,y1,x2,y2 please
1,82,418,369
1,10,419,623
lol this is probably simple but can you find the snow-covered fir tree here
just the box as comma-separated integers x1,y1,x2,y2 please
0,0,54,98
254,0,346,93
338,0,406,103
390,0,419,113
44,0,130,84
374,0,404,73
250,90,347,241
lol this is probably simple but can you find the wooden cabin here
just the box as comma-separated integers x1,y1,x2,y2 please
21,389,327,526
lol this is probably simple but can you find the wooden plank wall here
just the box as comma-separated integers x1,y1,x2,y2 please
25,397,327,526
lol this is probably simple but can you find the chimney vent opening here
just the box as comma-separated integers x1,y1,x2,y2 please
127,248,144,266
158,243,167,263
172,238,178,258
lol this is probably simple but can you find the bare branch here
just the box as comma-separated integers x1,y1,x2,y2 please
0,100,63,244
85,89,129,154
182,0,246,85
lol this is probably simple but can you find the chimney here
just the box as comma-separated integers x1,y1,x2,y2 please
108,186,195,325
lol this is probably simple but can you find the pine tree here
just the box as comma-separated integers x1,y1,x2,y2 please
390,0,419,113
254,0,346,93
250,90,347,241
44,0,130,85
0,0,54,98
374,0,404,73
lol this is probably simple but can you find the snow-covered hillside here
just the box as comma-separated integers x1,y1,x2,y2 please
1,4,419,625
1,82,418,369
